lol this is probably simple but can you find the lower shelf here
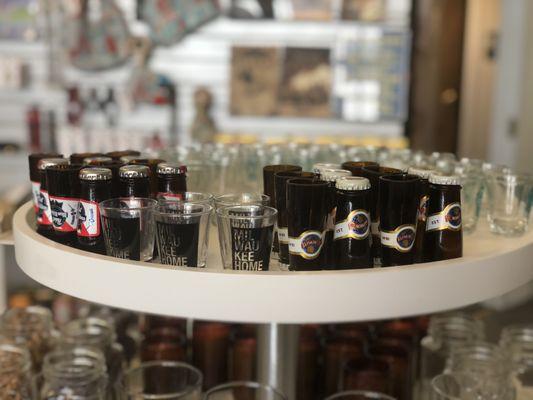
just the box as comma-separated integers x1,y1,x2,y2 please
13,201,533,323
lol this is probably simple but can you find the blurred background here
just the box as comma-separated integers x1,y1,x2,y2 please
0,0,532,307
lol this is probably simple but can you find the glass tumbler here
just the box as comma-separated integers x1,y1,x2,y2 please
157,192,214,205
99,198,157,261
154,202,212,267
214,193,270,210
119,361,203,400
500,324,533,399
203,381,287,400
455,166,483,234
325,391,396,400
217,205,277,271
431,373,480,400
485,172,532,236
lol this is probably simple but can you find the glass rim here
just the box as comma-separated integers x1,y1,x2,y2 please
155,202,213,216
216,205,277,220
214,193,270,204
487,171,531,182
324,390,396,400
431,372,480,399
157,192,214,203
204,381,286,400
99,197,158,211
121,361,203,399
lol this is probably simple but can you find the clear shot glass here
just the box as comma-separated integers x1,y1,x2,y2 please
203,381,287,400
216,205,277,271
485,172,532,236
99,198,157,261
118,361,203,400
154,202,212,268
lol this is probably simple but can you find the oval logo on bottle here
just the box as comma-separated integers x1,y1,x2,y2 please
445,204,462,230
301,232,323,259
397,227,416,251
348,211,370,238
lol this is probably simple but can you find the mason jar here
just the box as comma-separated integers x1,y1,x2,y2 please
501,324,533,400
0,343,33,399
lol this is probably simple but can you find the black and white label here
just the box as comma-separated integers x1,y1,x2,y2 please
101,216,140,260
289,230,325,260
156,221,199,267
77,200,100,237
427,202,462,232
231,226,273,271
277,227,289,244
37,189,52,225
381,224,416,252
49,196,79,232
334,209,370,240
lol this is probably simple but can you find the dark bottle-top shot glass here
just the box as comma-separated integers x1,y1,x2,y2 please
378,174,420,267
341,161,379,177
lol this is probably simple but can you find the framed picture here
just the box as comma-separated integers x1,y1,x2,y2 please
230,46,282,116
278,47,332,118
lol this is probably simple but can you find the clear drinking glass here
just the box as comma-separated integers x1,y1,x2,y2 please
154,202,212,267
99,198,157,261
455,165,483,234
157,192,214,205
485,172,532,236
203,381,287,400
118,361,202,400
217,205,277,271
214,193,270,210
500,324,533,400
431,373,481,400
417,313,484,400
325,391,396,400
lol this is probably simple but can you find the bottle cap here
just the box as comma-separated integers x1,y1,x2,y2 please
336,176,371,190
429,172,461,185
119,164,150,178
37,158,68,170
320,168,351,182
312,163,340,174
157,162,187,175
79,168,112,181
83,156,113,165
408,166,435,180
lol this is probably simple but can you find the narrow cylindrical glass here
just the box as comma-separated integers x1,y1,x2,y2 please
154,202,212,267
99,198,157,261
217,205,277,271
119,361,202,400
203,381,287,400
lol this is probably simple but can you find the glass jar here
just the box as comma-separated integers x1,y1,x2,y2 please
0,343,33,399
0,306,55,371
416,313,484,400
446,341,515,400
40,347,107,400
501,324,533,400
60,317,124,388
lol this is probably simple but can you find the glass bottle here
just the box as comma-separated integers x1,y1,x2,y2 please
0,343,33,399
60,317,124,389
40,347,107,400
416,313,484,400
501,324,533,400
0,306,55,371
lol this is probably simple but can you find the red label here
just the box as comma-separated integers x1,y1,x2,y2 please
77,200,100,237
158,192,184,200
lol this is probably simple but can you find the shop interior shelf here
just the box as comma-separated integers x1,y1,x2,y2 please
13,201,533,323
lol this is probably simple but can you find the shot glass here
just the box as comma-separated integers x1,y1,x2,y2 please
485,172,532,236
455,165,483,234
118,361,203,400
214,193,270,210
203,381,287,400
157,192,214,205
217,205,277,271
154,202,212,268
99,198,157,261
325,391,396,400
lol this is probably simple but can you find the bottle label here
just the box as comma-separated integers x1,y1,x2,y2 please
77,200,100,237
277,227,289,244
158,192,184,201
426,202,462,232
37,189,52,226
49,195,79,232
31,181,40,213
289,230,325,260
381,224,416,252
417,195,429,223
334,209,370,240
371,220,380,235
